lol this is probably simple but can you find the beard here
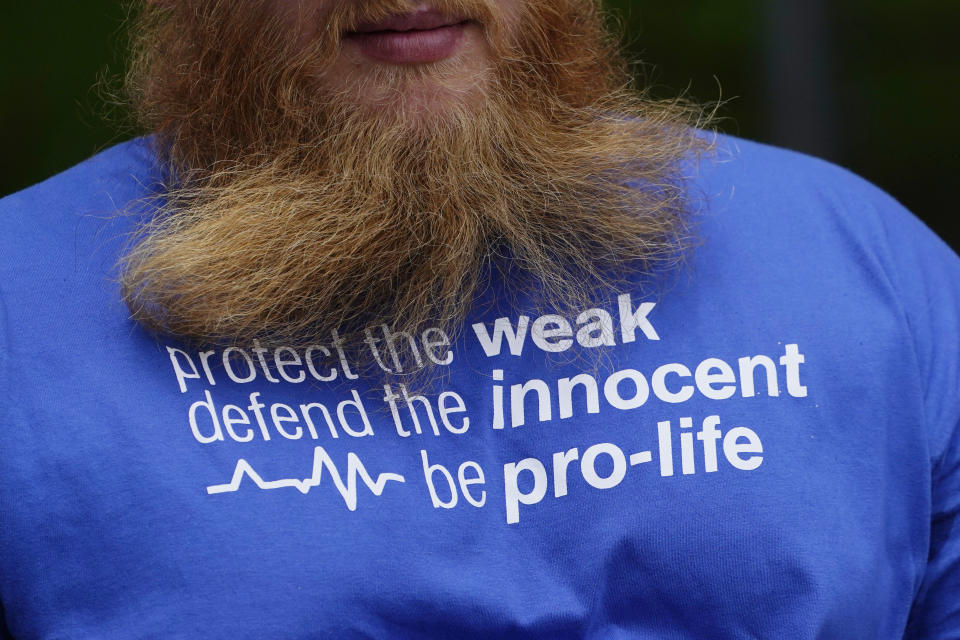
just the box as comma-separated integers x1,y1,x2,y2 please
121,0,708,373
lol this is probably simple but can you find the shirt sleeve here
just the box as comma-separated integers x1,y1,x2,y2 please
879,195,960,637
0,266,11,640
907,421,960,637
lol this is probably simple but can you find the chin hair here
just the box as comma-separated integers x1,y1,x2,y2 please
119,0,713,377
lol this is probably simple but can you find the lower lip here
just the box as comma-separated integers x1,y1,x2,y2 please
346,22,468,64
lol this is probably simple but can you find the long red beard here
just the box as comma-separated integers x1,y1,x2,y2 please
120,0,708,373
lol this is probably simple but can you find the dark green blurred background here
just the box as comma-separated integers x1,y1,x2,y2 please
2,2,957,251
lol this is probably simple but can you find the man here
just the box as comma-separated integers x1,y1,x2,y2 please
0,1,957,637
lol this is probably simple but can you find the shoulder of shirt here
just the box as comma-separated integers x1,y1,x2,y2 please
698,131,893,202
698,133,960,466
0,136,162,299
695,132,960,298
0,136,160,228
692,131,945,250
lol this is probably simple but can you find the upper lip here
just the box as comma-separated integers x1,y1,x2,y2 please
351,8,465,33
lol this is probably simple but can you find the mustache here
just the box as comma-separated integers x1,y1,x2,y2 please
325,0,496,31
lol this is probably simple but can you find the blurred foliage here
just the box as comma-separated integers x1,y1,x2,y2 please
0,3,129,195
605,0,958,249
1,1,957,250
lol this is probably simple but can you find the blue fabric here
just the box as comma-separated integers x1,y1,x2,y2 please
1,135,958,639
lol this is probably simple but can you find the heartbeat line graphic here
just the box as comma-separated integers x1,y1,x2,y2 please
206,447,406,511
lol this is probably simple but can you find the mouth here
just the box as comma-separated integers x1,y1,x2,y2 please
345,8,472,64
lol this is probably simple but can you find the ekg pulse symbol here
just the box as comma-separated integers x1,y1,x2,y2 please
206,446,406,511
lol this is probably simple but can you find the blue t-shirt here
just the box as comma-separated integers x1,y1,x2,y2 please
1,136,958,639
